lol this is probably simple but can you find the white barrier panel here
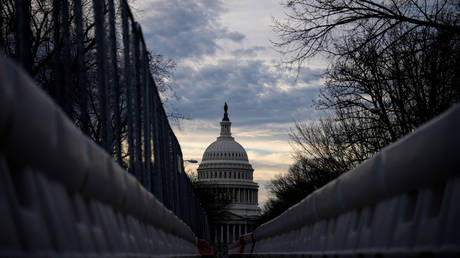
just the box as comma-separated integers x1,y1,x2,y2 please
0,57,201,257
230,104,460,257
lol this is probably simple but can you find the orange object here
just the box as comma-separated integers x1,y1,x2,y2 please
197,239,213,256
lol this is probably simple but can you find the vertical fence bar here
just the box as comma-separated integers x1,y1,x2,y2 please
152,95,163,201
139,41,147,187
170,137,177,214
52,0,63,104
14,0,31,73
61,0,72,116
0,2,3,48
178,152,186,222
121,0,135,173
52,0,72,116
143,50,152,191
148,79,155,193
176,142,183,219
74,0,89,136
171,141,179,217
168,132,176,213
186,176,192,226
163,122,171,209
133,24,143,182
139,40,147,187
108,0,122,164
162,118,171,209
93,0,111,151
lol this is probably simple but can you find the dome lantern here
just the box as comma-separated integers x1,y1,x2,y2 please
220,102,232,138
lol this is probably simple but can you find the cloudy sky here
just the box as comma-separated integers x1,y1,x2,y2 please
133,0,328,205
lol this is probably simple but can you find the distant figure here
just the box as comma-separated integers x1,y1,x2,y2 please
223,102,229,121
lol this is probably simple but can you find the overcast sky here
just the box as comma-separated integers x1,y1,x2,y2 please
133,0,328,205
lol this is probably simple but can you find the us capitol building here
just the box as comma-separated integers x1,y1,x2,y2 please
195,103,259,243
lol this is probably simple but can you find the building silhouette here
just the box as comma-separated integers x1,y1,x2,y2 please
195,103,259,243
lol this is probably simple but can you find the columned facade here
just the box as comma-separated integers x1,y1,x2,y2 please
195,103,259,243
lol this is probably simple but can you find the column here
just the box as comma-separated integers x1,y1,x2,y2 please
250,190,252,203
221,224,224,243
227,224,230,243
238,224,241,238
235,188,238,202
250,189,252,203
248,189,251,203
247,189,250,203
238,188,241,202
244,224,247,234
245,189,248,203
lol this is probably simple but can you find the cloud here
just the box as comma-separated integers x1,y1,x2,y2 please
138,0,245,60
224,31,245,42
135,0,326,128
173,58,324,127
231,46,266,57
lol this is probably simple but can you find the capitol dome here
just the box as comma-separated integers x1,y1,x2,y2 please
201,139,248,162
196,103,259,244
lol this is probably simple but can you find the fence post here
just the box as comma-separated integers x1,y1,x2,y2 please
61,0,72,116
159,114,170,209
108,0,122,164
167,131,175,212
93,0,112,152
173,141,181,218
142,45,152,191
121,0,135,173
74,0,89,136
133,24,143,182
52,0,72,115
152,95,163,201
14,0,31,73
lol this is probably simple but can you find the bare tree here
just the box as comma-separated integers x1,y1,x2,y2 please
319,24,460,147
291,117,370,171
262,4,459,221
259,155,342,225
273,0,460,67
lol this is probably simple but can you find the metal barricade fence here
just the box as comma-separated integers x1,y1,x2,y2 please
0,57,201,257
229,105,460,257
0,0,210,240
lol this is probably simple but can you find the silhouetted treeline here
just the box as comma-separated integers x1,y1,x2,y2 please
0,0,175,168
260,0,460,225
